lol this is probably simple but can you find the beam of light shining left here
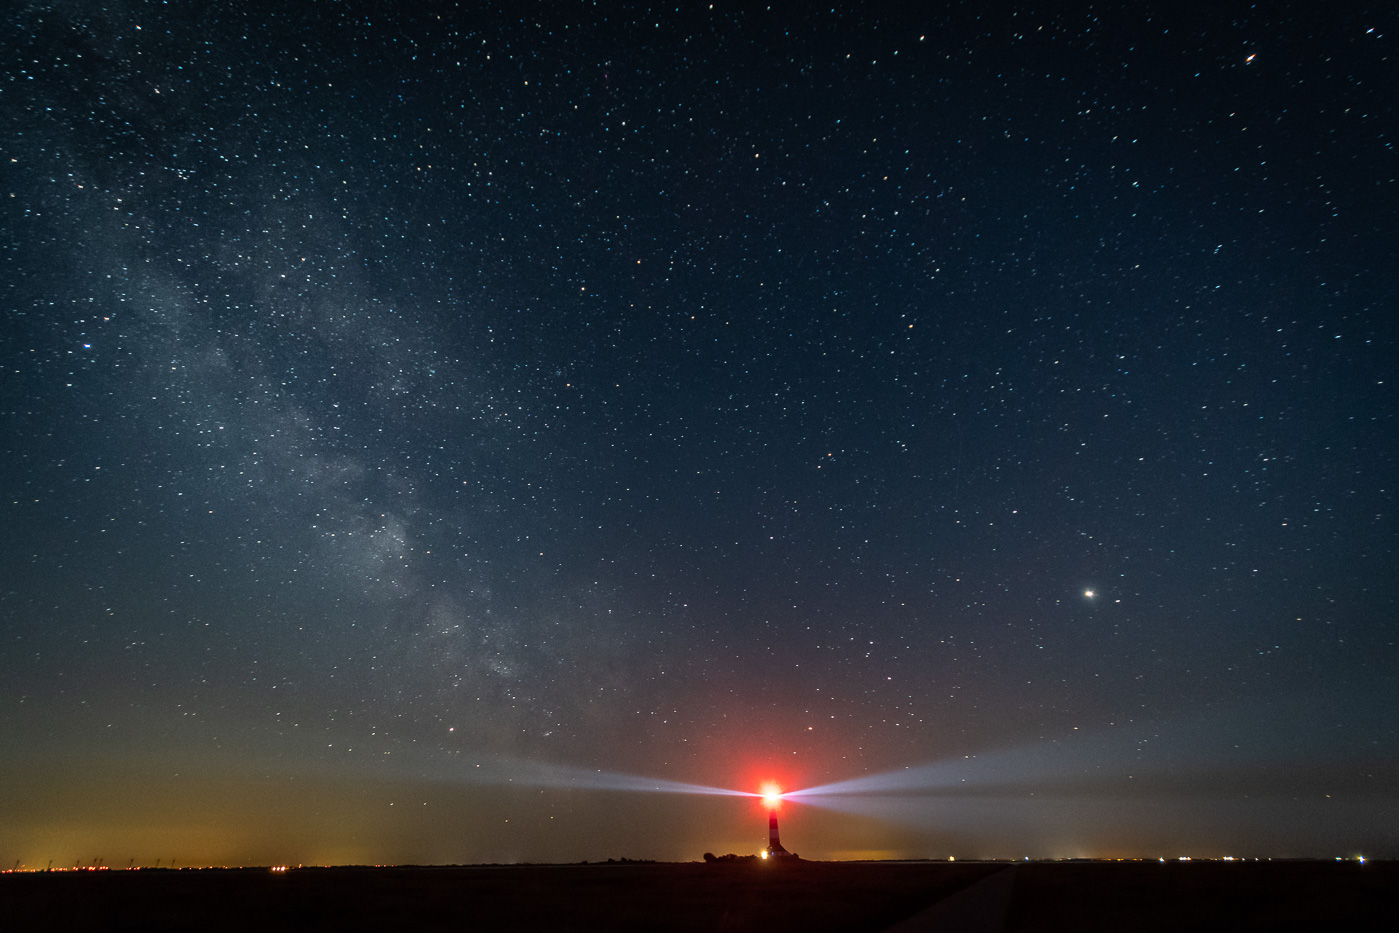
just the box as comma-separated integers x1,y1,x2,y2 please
268,727,763,799
426,755,752,797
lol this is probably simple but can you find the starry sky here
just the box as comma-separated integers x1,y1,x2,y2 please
3,1,1396,867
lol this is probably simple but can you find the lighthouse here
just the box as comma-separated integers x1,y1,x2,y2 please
760,784,796,859
765,809,792,858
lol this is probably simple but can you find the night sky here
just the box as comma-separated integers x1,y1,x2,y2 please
3,2,1396,867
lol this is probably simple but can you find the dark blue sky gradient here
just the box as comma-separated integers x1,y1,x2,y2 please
2,2,1396,864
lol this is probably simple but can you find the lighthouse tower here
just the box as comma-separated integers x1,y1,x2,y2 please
760,784,797,859
765,809,792,858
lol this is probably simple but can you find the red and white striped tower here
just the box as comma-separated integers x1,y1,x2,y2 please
761,785,794,858
766,808,791,857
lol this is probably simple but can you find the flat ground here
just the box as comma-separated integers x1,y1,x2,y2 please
1,859,1391,931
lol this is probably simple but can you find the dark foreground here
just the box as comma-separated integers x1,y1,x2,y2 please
1,859,1391,932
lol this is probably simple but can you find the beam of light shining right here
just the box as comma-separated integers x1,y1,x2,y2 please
785,696,1396,802
764,791,1389,857
783,725,1189,799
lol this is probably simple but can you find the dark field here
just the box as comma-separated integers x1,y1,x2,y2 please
1,859,1392,932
